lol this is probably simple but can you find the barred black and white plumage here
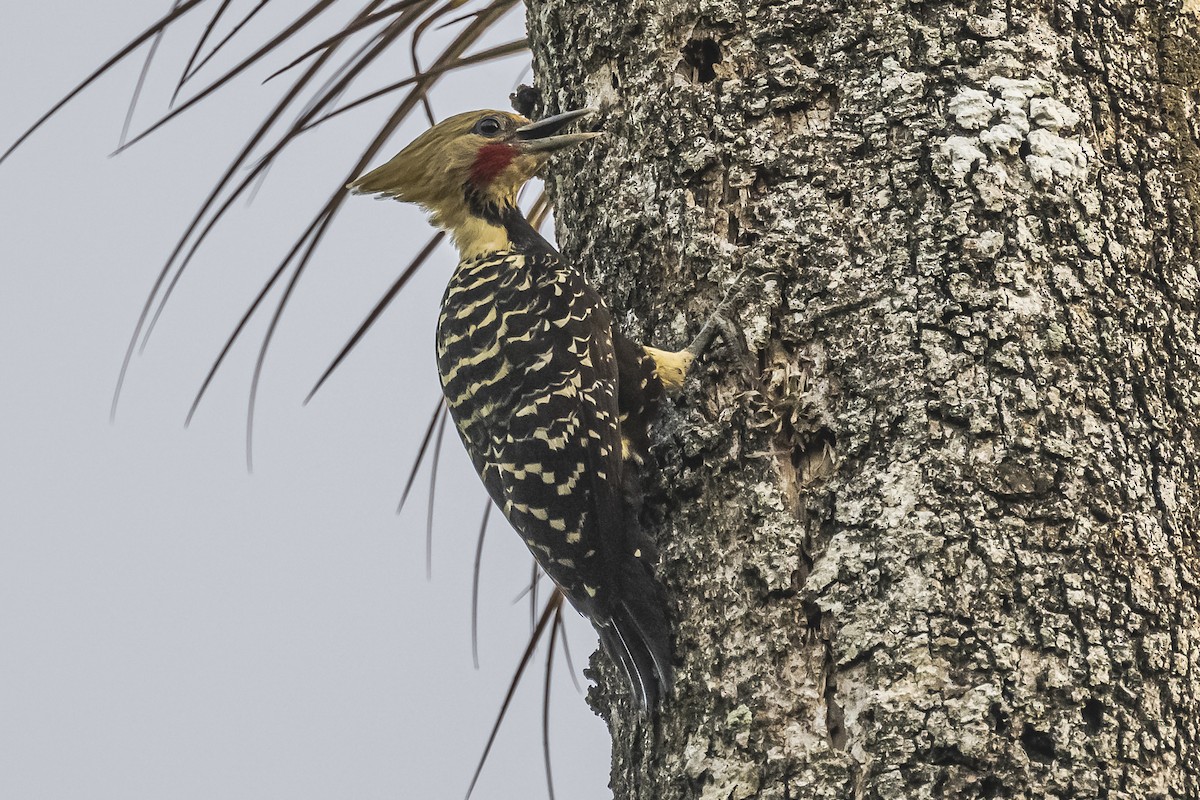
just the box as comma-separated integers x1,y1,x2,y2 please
435,208,673,706
349,107,722,709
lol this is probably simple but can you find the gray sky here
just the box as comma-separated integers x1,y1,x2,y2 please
0,2,611,798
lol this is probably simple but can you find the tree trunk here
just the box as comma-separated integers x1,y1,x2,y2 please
526,0,1200,797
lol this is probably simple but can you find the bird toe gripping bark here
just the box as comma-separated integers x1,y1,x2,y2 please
686,271,755,364
644,272,756,390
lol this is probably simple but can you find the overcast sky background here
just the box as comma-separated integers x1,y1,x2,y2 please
0,2,612,798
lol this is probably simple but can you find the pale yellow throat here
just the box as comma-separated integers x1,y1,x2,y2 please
431,204,513,260
451,216,512,259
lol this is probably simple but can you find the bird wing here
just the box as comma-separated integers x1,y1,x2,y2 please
437,252,628,615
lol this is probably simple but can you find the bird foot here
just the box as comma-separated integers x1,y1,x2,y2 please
685,271,755,368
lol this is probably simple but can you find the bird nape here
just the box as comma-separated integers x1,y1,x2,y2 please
350,106,737,710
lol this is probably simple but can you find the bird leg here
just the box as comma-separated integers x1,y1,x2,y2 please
642,273,754,390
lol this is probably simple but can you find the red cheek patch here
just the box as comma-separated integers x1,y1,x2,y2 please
469,143,518,187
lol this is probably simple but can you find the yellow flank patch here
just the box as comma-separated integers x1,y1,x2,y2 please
643,345,695,389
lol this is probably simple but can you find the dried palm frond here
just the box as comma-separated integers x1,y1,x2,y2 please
4,5,593,797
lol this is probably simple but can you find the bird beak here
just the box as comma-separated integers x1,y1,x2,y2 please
515,108,602,154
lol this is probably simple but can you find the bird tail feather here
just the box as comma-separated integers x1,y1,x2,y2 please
597,560,674,710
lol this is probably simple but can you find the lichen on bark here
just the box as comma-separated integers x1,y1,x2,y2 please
525,0,1200,797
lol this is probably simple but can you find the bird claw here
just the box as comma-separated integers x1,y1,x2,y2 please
707,312,756,375
685,270,756,364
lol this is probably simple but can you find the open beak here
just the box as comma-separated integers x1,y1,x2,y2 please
515,108,602,154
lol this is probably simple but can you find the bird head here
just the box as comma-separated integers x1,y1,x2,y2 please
350,108,600,256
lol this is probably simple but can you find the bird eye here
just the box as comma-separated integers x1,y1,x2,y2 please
473,116,504,137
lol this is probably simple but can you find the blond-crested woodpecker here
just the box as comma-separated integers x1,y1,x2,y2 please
350,108,722,709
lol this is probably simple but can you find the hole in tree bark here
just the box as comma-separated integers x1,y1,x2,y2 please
681,38,721,83
791,427,837,486
1020,723,1056,764
509,84,541,119
978,776,1004,796
989,702,1009,732
928,744,970,766
824,675,847,750
1082,698,1103,734
820,640,847,750
802,599,822,630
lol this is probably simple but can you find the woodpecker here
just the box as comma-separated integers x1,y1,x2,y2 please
351,107,729,709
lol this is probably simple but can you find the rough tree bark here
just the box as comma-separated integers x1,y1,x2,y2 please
525,0,1200,797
